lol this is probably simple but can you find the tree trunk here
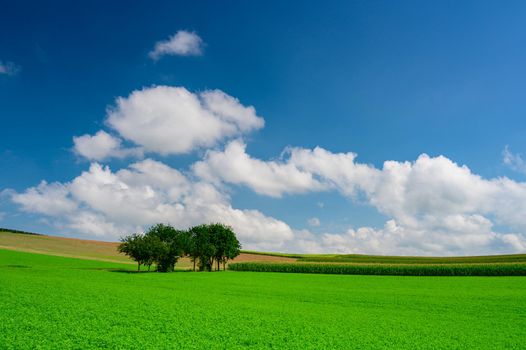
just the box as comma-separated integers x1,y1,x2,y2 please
217,259,220,271
193,259,196,271
223,261,226,271
137,263,140,271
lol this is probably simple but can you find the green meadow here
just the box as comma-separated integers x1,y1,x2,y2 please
1,249,525,349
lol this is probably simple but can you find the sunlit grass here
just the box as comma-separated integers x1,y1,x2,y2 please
1,249,525,349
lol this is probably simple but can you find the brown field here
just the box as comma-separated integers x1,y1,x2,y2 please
231,252,296,263
0,230,296,268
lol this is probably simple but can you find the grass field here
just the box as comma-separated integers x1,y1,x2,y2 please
1,249,525,349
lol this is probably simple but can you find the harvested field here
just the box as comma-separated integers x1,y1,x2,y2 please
0,230,296,268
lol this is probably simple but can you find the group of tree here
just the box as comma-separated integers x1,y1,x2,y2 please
118,223,241,272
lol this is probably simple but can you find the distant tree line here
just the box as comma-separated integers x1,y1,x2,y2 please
118,223,241,272
0,227,42,236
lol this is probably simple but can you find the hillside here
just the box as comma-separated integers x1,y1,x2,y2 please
2,229,526,267
0,230,296,268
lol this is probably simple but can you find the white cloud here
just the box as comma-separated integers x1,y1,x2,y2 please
194,144,373,198
0,61,20,76
9,83,526,255
193,140,325,197
288,146,380,197
106,86,264,155
502,145,526,175
307,217,320,227
11,142,526,254
282,215,526,256
73,130,143,161
11,181,77,216
149,30,203,59
200,90,263,132
10,159,293,249
68,211,123,238
298,151,526,233
194,143,526,254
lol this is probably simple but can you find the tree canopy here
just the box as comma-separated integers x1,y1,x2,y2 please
118,223,241,272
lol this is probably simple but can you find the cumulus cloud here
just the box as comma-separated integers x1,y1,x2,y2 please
194,143,526,254
288,147,379,197
295,151,526,233
11,142,526,254
10,159,293,249
286,215,526,256
194,143,374,198
149,30,203,59
0,61,20,76
106,86,264,155
202,143,526,229
73,130,143,161
68,211,122,238
9,83,526,255
11,181,77,216
193,140,325,197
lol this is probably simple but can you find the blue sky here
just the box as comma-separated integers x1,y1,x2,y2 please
2,1,526,254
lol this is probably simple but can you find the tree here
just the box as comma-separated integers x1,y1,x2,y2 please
223,228,241,270
180,229,198,271
209,223,241,271
142,234,165,271
118,222,241,273
118,233,149,271
189,224,216,271
144,223,185,272
188,223,241,271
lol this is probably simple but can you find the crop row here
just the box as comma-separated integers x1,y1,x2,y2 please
228,262,526,276
297,254,526,264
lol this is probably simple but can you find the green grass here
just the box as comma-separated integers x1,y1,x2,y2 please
229,262,526,276
1,249,525,349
